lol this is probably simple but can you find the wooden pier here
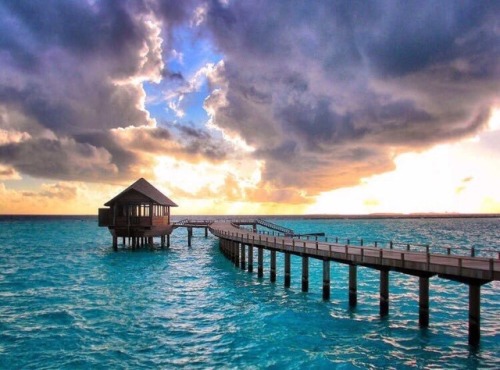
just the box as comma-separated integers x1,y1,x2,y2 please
209,221,499,346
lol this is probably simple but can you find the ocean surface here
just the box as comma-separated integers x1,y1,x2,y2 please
0,216,498,369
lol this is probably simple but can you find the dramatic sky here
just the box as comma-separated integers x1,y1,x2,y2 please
0,0,499,215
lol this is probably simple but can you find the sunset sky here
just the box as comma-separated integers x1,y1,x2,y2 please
0,1,499,215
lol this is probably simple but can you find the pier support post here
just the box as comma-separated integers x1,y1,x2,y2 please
380,269,389,317
349,264,357,307
248,245,254,273
284,253,291,288
323,260,330,300
188,227,193,247
113,236,118,251
229,240,233,260
270,250,276,282
469,283,481,346
234,241,240,267
302,256,309,292
240,243,246,270
167,234,170,248
419,276,429,327
258,247,264,277
205,227,208,238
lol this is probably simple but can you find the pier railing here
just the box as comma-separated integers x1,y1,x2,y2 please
212,228,499,281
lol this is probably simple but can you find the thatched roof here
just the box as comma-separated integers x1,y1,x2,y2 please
104,178,178,207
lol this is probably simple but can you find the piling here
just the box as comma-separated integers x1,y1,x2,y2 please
270,250,276,282
302,256,309,292
380,269,389,317
419,276,430,327
469,283,481,346
323,260,330,300
349,264,357,307
248,244,254,272
234,241,239,267
284,253,291,288
240,243,246,270
258,247,264,277
187,227,193,247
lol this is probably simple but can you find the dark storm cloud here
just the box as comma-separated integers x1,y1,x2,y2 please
0,137,118,181
0,0,176,134
204,0,500,193
0,0,217,182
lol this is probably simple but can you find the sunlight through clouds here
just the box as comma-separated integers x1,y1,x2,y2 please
309,109,500,214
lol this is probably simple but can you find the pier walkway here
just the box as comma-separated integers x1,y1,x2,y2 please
209,221,499,346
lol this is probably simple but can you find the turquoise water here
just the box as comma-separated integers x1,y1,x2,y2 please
0,216,499,369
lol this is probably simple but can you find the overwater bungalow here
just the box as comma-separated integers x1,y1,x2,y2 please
98,178,178,249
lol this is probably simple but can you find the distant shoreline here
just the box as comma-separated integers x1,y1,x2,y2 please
301,213,500,220
1,213,500,220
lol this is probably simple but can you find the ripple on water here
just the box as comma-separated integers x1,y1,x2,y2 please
0,217,499,369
